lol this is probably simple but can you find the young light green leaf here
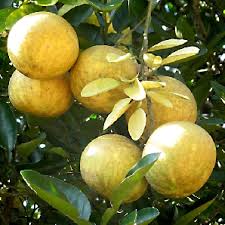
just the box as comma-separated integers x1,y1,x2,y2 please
143,53,162,70
174,198,216,225
110,153,160,209
34,0,58,6
124,78,146,101
81,78,121,97
0,102,17,155
106,53,132,63
162,46,200,65
21,170,92,225
169,91,190,100
0,8,15,32
128,108,146,141
147,91,173,108
103,98,131,130
148,39,187,52
142,80,166,89
17,133,46,159
120,76,137,83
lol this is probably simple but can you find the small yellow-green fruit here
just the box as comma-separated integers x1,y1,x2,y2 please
125,76,197,140
80,134,148,202
8,70,72,117
143,121,216,198
70,45,138,113
7,11,79,79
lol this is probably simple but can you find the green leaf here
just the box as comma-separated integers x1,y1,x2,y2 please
148,39,187,52
120,209,137,225
120,207,160,225
101,153,159,225
21,170,92,225
0,8,15,32
63,5,93,27
47,147,69,158
175,16,195,41
0,102,17,153
59,0,123,11
0,0,13,8
16,133,46,160
135,207,159,225
111,153,160,208
174,198,216,225
81,78,121,97
58,4,77,16
211,81,225,104
34,0,58,6
5,4,42,29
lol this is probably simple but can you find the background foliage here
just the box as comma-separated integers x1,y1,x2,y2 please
0,0,225,224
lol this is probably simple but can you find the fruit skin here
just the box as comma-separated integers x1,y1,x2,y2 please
70,45,138,113
7,11,79,80
8,70,72,117
80,134,147,203
143,121,216,198
126,76,197,137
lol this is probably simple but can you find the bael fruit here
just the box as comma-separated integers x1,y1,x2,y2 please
8,70,72,117
70,45,138,113
126,76,197,137
143,121,216,198
80,134,147,203
7,11,79,80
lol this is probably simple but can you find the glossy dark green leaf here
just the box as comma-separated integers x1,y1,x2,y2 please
5,4,42,29
21,170,92,224
0,102,17,152
174,198,216,225
59,0,123,11
0,0,13,8
34,0,58,6
120,209,137,225
175,16,195,41
63,5,93,27
16,133,46,160
0,8,15,32
211,81,225,104
112,1,130,32
120,207,159,225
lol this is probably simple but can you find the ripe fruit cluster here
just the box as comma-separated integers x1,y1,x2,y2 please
7,12,216,203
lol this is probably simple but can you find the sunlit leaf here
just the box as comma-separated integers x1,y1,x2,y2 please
124,78,146,101
81,78,121,97
148,39,187,52
143,53,162,70
147,91,173,108
169,91,190,100
141,80,166,89
120,76,137,83
162,46,200,65
103,98,131,130
106,52,132,63
34,0,58,6
128,108,146,141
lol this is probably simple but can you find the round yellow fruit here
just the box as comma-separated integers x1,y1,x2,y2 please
70,45,138,113
80,134,147,202
143,121,216,198
7,11,79,79
8,70,72,117
126,76,197,137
